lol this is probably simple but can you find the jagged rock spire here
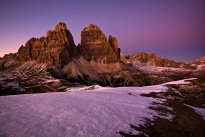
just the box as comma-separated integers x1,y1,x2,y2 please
79,24,120,62
16,22,121,67
54,22,68,32
17,22,76,67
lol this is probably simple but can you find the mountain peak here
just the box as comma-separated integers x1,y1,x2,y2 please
81,23,107,45
54,22,68,32
79,23,120,62
16,22,75,67
83,24,100,31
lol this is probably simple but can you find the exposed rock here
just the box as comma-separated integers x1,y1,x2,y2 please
128,52,191,68
16,23,121,67
3,53,16,60
63,57,146,86
81,24,106,46
108,35,120,60
54,22,68,32
194,56,205,64
120,53,129,63
16,22,76,67
78,24,120,63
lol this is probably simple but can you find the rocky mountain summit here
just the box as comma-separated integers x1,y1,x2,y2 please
15,23,120,67
16,22,76,67
78,24,120,62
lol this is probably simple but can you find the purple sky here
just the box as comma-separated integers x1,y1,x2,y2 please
0,0,205,61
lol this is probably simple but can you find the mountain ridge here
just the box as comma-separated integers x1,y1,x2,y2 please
0,22,205,95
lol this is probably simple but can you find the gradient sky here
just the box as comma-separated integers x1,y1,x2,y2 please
0,0,205,61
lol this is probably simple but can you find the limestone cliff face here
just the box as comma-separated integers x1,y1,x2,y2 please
78,24,120,63
16,23,120,67
108,35,120,60
17,22,76,67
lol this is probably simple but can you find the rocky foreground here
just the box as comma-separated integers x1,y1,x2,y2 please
120,77,205,137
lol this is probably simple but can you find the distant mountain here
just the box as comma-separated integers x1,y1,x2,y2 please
126,52,191,68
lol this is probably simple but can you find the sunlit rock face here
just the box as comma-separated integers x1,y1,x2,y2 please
16,22,121,67
108,35,120,60
78,24,120,63
194,56,205,65
1,22,146,88
16,22,76,67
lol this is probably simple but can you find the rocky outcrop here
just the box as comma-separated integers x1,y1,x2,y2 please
16,23,121,67
78,24,120,63
194,56,205,64
16,22,76,67
120,53,129,63
108,35,120,60
63,56,150,86
128,52,191,68
3,53,16,60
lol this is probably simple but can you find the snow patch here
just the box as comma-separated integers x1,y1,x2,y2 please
44,79,60,83
161,78,196,85
0,84,171,137
1,78,198,137
185,104,205,119
66,85,102,92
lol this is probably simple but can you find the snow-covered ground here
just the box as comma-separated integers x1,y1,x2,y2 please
0,79,197,137
132,62,190,74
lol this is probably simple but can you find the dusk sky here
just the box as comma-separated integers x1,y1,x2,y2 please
0,0,205,61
